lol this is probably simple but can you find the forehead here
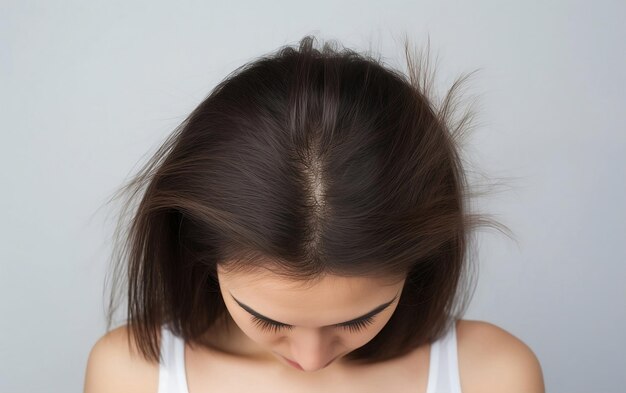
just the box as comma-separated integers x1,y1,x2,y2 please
217,264,405,325
217,263,404,292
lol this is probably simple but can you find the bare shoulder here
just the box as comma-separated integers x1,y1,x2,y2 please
83,324,160,393
456,319,545,393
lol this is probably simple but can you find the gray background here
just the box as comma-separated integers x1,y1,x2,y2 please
1,1,624,392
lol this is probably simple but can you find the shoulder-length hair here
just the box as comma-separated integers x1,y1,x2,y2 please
103,34,511,365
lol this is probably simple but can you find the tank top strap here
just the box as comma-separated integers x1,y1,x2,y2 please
425,320,462,393
158,324,190,393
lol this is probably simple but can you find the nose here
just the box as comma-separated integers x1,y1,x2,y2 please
289,328,337,371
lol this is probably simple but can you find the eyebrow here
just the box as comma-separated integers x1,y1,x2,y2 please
229,289,400,328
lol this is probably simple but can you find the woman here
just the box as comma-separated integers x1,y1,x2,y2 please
84,35,544,392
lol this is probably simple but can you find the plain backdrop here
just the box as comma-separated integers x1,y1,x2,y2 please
1,1,624,392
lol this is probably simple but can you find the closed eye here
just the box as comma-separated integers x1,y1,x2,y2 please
250,315,377,334
232,289,400,334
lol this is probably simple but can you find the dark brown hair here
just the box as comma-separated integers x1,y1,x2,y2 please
102,34,511,366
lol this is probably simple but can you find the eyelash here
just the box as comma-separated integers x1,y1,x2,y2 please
250,315,376,334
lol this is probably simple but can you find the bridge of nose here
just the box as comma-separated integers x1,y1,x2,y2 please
289,329,339,370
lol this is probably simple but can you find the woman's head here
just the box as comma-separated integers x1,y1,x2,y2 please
104,34,509,367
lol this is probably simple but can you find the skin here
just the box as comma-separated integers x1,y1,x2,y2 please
208,263,407,374
84,264,546,392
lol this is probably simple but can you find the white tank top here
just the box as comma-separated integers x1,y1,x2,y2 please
158,321,463,393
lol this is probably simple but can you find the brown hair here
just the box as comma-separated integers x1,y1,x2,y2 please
102,34,512,366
